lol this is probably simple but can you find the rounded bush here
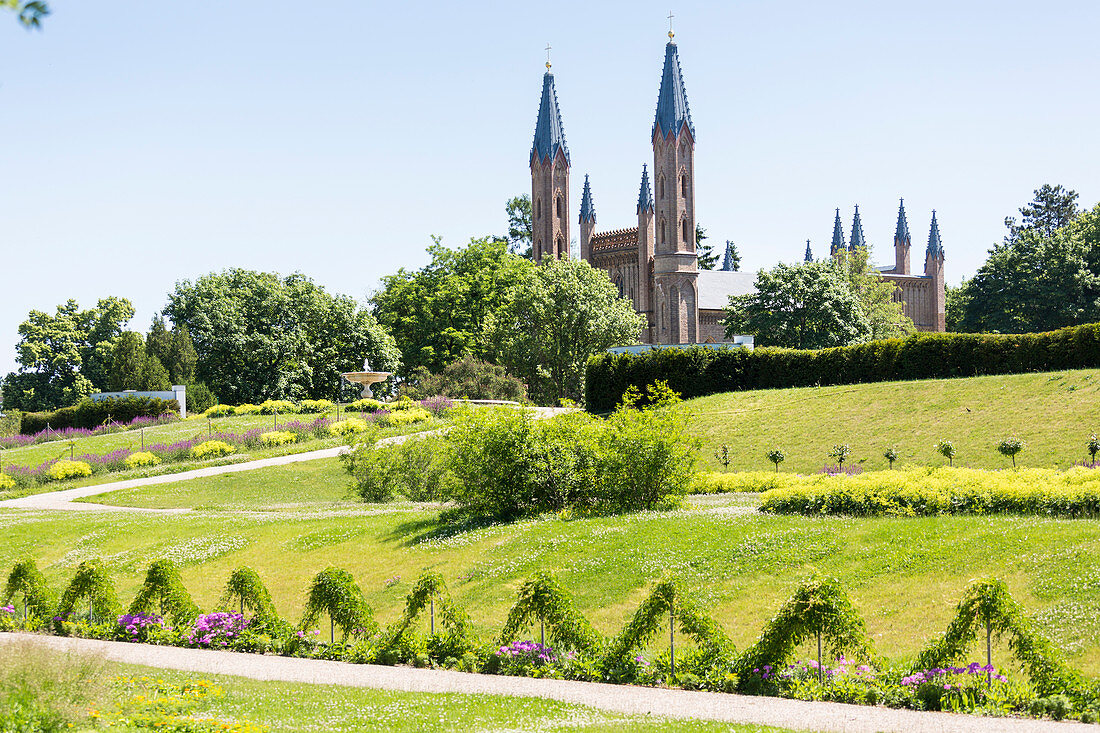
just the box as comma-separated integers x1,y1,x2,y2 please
346,398,384,413
45,460,93,482
259,399,297,415
0,474,15,491
383,408,432,426
329,418,369,436
259,431,297,447
203,404,235,418
125,451,161,469
298,399,334,414
190,440,235,460
233,404,261,415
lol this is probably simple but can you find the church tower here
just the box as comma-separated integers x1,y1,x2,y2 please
579,175,595,260
893,198,911,274
651,34,698,344
530,62,570,262
925,210,946,331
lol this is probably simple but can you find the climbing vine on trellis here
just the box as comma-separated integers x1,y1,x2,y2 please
374,571,476,660
600,578,734,680
56,560,120,622
300,567,377,643
128,559,200,625
915,578,1079,696
733,572,874,680
3,559,53,620
496,571,602,652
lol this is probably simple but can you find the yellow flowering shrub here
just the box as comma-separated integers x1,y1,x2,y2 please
259,431,297,447
125,451,161,469
0,474,15,491
44,460,93,482
383,407,432,426
190,440,235,460
233,403,261,415
203,404,235,418
329,418,369,436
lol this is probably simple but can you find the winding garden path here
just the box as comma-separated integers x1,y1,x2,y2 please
3,633,1088,733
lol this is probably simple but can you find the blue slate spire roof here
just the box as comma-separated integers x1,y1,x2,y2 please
531,72,570,165
579,175,596,223
653,42,695,139
804,239,813,262
927,210,944,257
849,206,867,251
830,209,846,255
721,240,737,271
637,164,654,213
895,198,910,242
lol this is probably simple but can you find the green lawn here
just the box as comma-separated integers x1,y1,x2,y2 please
689,368,1100,473
9,462,1100,675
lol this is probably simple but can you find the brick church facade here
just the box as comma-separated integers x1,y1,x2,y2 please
529,37,946,344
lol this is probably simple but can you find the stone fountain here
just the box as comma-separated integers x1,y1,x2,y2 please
341,359,392,400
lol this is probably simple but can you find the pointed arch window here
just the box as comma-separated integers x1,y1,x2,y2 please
536,198,542,220
658,175,665,200
555,195,562,219
682,218,690,243
681,174,688,197
659,219,666,246
556,234,564,255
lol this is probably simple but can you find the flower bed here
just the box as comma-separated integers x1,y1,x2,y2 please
0,413,178,450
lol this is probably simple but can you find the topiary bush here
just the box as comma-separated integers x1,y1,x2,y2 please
382,407,432,426
299,567,376,644
329,418,369,436
258,400,297,415
0,474,15,492
3,559,53,622
203,404,235,418
128,559,200,625
298,399,334,414
124,451,160,469
56,560,120,624
258,431,297,447
372,572,477,664
233,403,261,415
346,399,384,413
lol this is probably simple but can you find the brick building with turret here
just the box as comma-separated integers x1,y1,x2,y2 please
528,35,946,344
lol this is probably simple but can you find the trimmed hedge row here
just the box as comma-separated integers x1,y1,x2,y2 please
585,323,1100,412
21,396,180,435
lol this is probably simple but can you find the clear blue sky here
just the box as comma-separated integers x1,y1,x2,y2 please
3,1,1098,376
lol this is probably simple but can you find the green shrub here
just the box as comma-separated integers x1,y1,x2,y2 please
184,382,217,414
884,447,899,468
124,451,160,469
203,404,235,418
299,567,376,643
298,399,334,414
258,431,297,447
692,472,801,493
936,439,957,466
233,403,261,415
766,448,786,472
585,323,1100,412
759,466,1100,518
44,460,92,482
0,411,20,438
21,396,178,434
258,399,297,415
190,440,234,460
343,431,454,502
998,437,1024,468
4,559,53,620
404,356,527,402
128,559,200,625
0,474,15,492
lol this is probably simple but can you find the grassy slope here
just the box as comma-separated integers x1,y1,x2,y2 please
8,460,1100,675
689,368,1100,473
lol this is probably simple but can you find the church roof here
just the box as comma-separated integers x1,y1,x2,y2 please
653,42,695,139
927,210,944,257
830,209,846,255
579,175,596,223
895,198,910,242
531,72,570,165
637,165,654,213
804,239,813,262
698,269,757,310
849,205,867,251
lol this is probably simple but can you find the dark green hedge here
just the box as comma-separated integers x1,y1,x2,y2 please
21,396,180,434
585,323,1100,412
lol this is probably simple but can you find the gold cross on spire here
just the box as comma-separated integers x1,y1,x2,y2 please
545,43,552,71
667,11,675,40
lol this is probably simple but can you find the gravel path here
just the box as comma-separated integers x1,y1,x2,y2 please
4,633,1090,733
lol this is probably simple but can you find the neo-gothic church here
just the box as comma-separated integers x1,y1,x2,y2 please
529,37,946,344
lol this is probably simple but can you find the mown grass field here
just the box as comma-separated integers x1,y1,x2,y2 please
689,368,1100,473
7,456,1100,678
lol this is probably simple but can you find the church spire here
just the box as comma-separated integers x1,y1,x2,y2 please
895,198,910,241
830,209,846,255
653,40,695,140
637,164,654,214
849,205,867,251
579,175,595,223
531,70,570,166
721,241,738,271
927,210,944,258
804,239,813,262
